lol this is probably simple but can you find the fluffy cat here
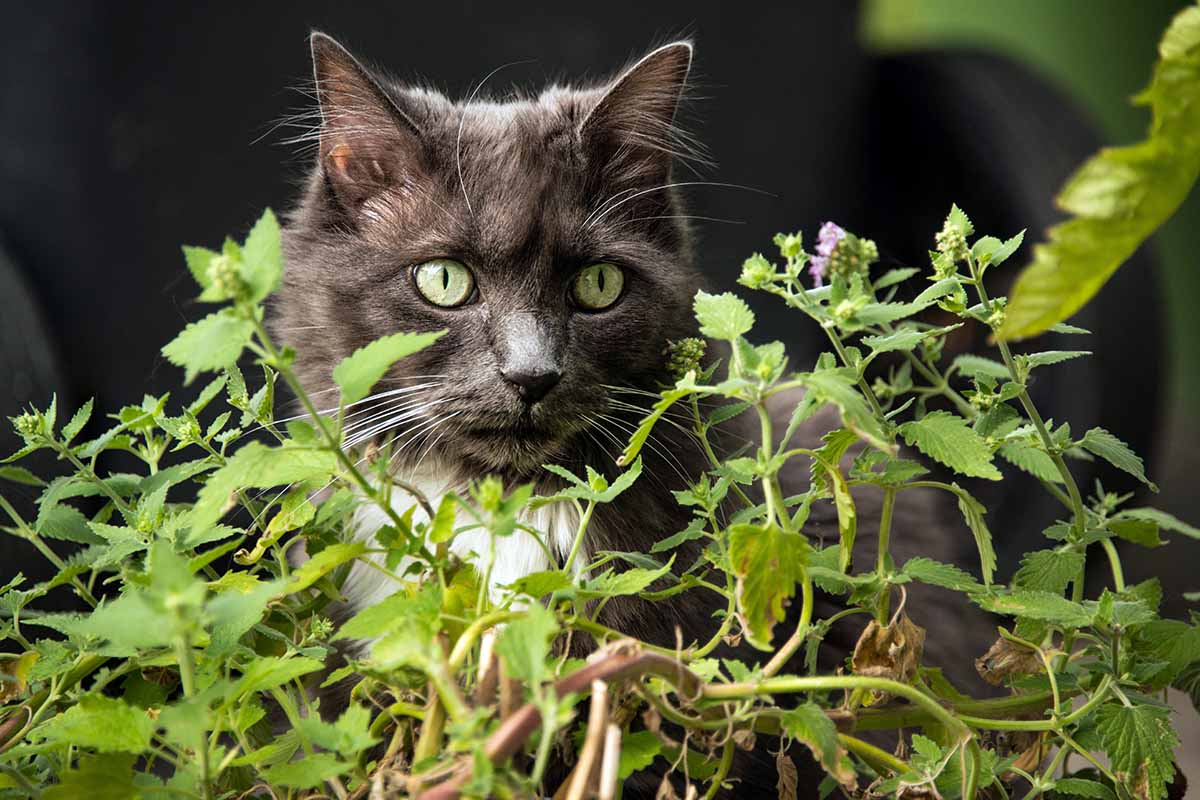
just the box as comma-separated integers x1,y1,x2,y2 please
273,33,994,797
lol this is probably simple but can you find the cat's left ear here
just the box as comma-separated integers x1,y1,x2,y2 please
310,32,426,215
580,41,693,182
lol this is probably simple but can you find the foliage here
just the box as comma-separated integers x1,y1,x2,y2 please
6,30,1200,790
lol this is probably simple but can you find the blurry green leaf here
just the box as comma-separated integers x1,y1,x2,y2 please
161,309,255,384
617,730,663,780
36,694,154,752
332,330,447,404
261,753,348,789
999,5,1200,340
496,602,558,685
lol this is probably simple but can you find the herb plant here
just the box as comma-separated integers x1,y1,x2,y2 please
0,198,1197,800
4,7,1200,798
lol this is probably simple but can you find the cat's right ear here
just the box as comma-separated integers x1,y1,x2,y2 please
310,32,424,215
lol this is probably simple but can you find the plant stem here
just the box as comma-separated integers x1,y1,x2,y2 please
564,500,596,574
875,487,897,623
175,635,212,800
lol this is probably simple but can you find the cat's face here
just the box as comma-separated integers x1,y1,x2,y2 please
276,34,700,477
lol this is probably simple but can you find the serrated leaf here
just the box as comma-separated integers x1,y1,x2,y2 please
161,309,255,383
60,398,93,445
1014,549,1084,594
861,326,938,355
332,330,446,404
496,602,558,685
693,290,754,340
337,583,441,642
729,523,810,650
651,518,708,554
286,542,366,593
779,702,855,787
973,590,1091,628
1079,427,1156,490
617,730,662,779
902,556,983,592
899,411,1001,480
1095,703,1178,800
240,208,283,302
35,694,154,752
953,354,1010,380
582,556,672,598
261,753,348,789
999,440,1063,483
190,441,337,535
233,656,324,699
1115,507,1200,540
1022,350,1091,370
1053,777,1115,800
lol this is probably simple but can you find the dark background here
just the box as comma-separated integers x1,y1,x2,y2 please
1,0,1195,646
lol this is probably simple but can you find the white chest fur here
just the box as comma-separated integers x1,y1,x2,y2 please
339,470,579,611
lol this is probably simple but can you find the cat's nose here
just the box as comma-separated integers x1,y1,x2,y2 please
501,367,561,404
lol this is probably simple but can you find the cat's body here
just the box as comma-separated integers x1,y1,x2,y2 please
274,34,995,797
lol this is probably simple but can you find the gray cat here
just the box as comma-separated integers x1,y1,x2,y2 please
273,33,993,797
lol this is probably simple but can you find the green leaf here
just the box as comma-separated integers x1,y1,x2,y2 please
779,702,855,786
190,441,338,535
161,309,255,383
729,523,810,650
182,245,218,290
261,753,348,789
861,326,944,355
946,204,974,237
1095,703,1178,800
427,494,458,543
973,590,1092,628
955,487,997,584
61,398,93,444
902,556,983,593
296,703,380,757
953,354,1010,380
1079,427,1157,490
998,5,1200,341
0,465,44,487
619,387,690,466
233,656,324,698
999,440,1063,483
337,583,441,642
1052,777,1115,800
286,542,367,593
1021,350,1091,370
35,694,154,752
1014,549,1085,594
1138,620,1200,686
1115,507,1200,540
899,411,1001,480
240,208,283,302
693,290,755,340
332,330,447,404
43,754,141,800
617,730,663,780
803,368,889,450
651,518,708,554
582,556,673,598
507,570,573,598
496,602,558,685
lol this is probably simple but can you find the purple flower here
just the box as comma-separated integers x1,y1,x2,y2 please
809,222,845,286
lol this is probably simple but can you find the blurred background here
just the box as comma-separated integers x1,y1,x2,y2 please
1,0,1197,765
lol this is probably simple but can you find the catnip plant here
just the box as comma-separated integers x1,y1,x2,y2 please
0,200,1197,800
4,5,1200,795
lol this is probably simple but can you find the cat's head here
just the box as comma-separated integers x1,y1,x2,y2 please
275,33,702,477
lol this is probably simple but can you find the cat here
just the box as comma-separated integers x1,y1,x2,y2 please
273,33,996,797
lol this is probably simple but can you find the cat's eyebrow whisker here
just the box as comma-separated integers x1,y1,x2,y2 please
456,59,536,217
585,181,774,230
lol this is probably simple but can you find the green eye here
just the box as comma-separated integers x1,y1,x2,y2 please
572,263,625,310
414,259,475,307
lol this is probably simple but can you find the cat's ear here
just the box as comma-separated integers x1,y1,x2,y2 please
310,32,425,214
580,41,693,183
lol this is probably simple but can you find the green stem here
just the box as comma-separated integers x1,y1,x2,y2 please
1100,538,1126,592
175,635,212,800
824,328,889,422
703,739,736,800
0,496,99,607
564,500,597,574
876,487,897,623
